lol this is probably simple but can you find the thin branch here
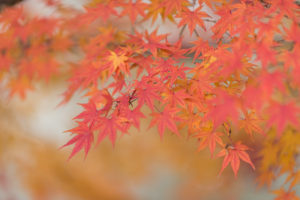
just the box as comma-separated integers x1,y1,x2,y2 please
179,24,187,39
194,29,200,37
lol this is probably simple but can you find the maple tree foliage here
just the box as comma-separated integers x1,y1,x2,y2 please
0,0,300,198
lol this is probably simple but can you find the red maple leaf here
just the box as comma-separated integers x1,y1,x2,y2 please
205,90,240,129
119,0,147,23
195,130,224,157
149,108,180,139
266,100,300,137
96,115,127,146
135,76,162,111
73,101,99,124
217,141,255,177
143,29,169,57
177,6,210,35
62,122,94,160
75,2,117,26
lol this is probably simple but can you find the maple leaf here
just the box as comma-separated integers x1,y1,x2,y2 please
155,59,189,86
266,100,300,137
137,87,160,111
254,40,278,68
276,129,300,174
211,47,248,77
51,33,73,51
124,107,145,130
35,58,59,82
135,76,162,111
29,18,57,37
76,2,117,26
178,109,203,134
62,122,94,160
65,61,107,93
9,76,33,99
239,110,264,137
177,6,210,35
283,22,300,45
19,58,38,80
282,45,300,72
217,141,255,177
256,16,281,41
285,171,300,191
129,53,153,77
107,51,129,75
205,90,240,129
154,57,176,73
162,89,190,108
166,63,190,85
73,101,99,124
164,38,188,59
259,70,286,99
149,108,180,139
160,0,190,17
198,0,215,9
241,84,264,111
257,132,280,186
108,76,127,96
99,90,114,113
119,0,147,23
143,29,168,57
0,6,23,24
145,0,174,23
195,130,224,157
189,38,212,61
0,53,11,71
96,115,127,146
189,64,214,95
270,0,299,19
273,189,300,200
85,88,114,114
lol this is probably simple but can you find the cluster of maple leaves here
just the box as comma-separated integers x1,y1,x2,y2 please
0,5,73,98
0,0,300,198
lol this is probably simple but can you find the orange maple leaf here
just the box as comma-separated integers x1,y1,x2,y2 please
240,110,264,137
107,51,129,75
